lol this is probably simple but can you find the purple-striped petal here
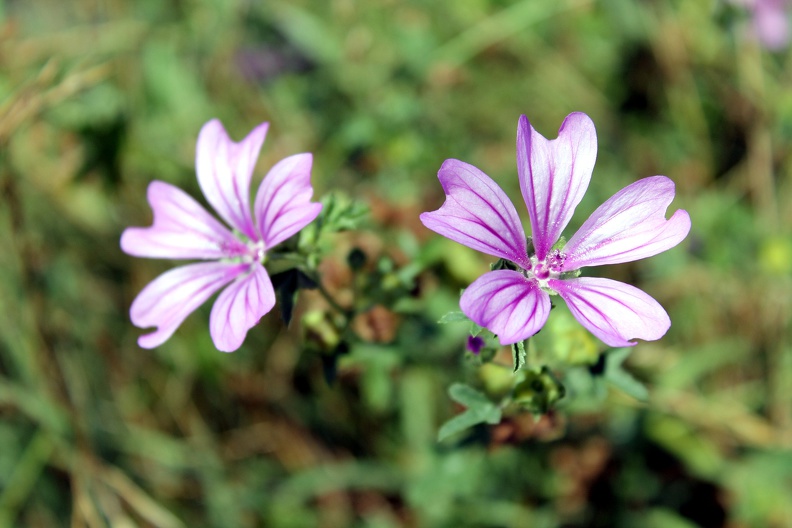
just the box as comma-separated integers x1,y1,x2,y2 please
460,270,551,345
517,113,597,261
120,181,247,260
130,262,247,349
420,159,529,268
209,263,275,352
560,176,691,270
253,153,322,249
196,119,268,240
548,277,670,347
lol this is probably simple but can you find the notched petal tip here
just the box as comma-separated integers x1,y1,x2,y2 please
558,112,597,136
119,180,240,260
517,112,597,261
196,119,269,240
197,119,270,149
254,152,322,249
421,159,529,266
562,175,691,269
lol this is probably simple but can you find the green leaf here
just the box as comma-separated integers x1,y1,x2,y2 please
435,312,486,342
606,368,649,401
438,384,501,441
266,3,343,65
511,340,527,372
438,412,489,442
448,383,491,407
298,193,370,251
437,311,468,324
604,348,649,401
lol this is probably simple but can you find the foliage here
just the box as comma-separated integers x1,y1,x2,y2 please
0,0,790,527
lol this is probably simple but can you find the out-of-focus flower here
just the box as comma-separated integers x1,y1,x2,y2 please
730,0,790,49
753,0,790,49
121,120,322,352
420,113,691,347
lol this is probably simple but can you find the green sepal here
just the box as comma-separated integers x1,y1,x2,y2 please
491,258,518,271
559,269,582,280
512,366,566,414
551,236,567,251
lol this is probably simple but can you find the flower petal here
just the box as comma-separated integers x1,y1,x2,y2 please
130,262,247,349
420,159,529,267
196,119,268,240
460,270,551,345
253,153,322,249
517,112,597,261
560,176,691,270
120,181,247,260
549,277,671,347
209,263,275,352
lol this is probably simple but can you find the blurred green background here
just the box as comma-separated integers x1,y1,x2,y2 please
1,0,791,526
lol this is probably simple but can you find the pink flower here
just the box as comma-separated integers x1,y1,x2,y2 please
752,0,789,49
420,113,691,347
121,120,322,352
730,0,790,49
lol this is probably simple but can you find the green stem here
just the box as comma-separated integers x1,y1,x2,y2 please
317,281,350,319
298,268,354,322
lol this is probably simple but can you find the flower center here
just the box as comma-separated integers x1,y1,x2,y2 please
524,249,566,288
221,231,267,266
244,240,266,265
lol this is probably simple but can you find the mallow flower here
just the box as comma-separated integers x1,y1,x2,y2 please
729,0,790,50
751,0,789,49
420,113,691,347
121,120,322,352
